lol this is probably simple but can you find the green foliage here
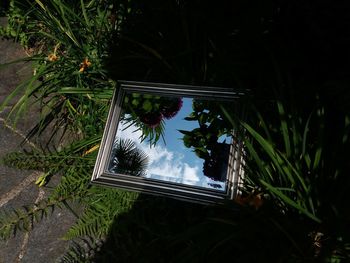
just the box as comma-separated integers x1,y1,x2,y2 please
180,100,234,181
63,188,137,240
0,1,138,260
0,135,94,240
0,135,138,261
122,93,183,146
0,0,124,144
58,240,92,263
180,100,233,151
0,194,72,240
57,237,106,263
222,100,350,261
0,0,29,46
237,102,324,222
2,134,101,185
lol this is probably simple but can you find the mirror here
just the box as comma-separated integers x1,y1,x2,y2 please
91,81,245,203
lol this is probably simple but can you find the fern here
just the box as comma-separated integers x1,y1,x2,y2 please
0,133,102,240
57,237,106,263
2,151,53,171
63,188,137,240
51,169,86,198
2,134,101,183
0,195,71,240
0,0,139,260
57,239,93,263
0,136,138,244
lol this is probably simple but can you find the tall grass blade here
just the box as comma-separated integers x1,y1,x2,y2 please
81,0,91,29
34,0,46,11
259,180,321,223
277,101,291,157
313,147,322,170
302,111,313,157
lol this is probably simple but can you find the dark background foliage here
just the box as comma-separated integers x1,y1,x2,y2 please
95,0,350,262
107,0,350,105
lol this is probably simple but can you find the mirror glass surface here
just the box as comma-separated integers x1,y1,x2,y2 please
107,92,234,192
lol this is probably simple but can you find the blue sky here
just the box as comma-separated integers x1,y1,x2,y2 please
112,97,228,191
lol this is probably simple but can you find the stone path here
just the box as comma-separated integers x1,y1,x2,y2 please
0,18,76,263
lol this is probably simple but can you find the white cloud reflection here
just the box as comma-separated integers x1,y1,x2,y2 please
115,120,225,190
116,121,200,184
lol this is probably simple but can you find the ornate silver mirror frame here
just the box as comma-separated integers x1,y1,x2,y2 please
91,81,245,204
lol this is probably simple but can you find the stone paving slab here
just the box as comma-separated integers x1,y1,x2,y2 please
0,230,25,263
0,23,77,262
23,208,77,263
0,183,39,263
0,125,34,194
0,31,32,108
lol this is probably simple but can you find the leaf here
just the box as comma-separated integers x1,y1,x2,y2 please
80,0,91,29
302,111,313,156
178,129,192,136
243,139,274,182
132,99,139,106
142,100,152,112
260,180,321,223
35,0,46,11
313,147,322,170
194,147,208,158
242,123,277,161
182,134,192,148
184,115,197,121
198,113,208,125
277,101,291,157
304,154,311,170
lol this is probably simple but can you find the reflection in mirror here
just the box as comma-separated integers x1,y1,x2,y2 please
107,92,234,191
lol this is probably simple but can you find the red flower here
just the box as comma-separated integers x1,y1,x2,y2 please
161,98,183,119
140,112,163,128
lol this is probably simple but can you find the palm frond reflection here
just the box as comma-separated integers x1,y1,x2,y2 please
109,139,149,177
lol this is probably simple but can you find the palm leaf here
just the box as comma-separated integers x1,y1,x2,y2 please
109,139,149,176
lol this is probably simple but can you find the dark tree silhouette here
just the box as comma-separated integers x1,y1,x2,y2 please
109,139,149,177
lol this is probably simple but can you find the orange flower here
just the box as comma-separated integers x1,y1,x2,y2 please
48,43,60,62
234,193,264,210
48,53,58,61
79,57,92,72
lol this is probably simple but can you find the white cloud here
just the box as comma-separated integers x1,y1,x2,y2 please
147,145,174,163
117,121,143,142
183,164,200,183
147,160,182,180
115,120,225,190
117,121,174,163
116,121,201,186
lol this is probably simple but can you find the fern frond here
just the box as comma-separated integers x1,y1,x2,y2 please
2,134,100,187
57,239,92,263
2,150,54,171
57,237,104,263
63,188,137,240
0,195,71,240
50,165,91,200
0,133,103,240
0,158,94,241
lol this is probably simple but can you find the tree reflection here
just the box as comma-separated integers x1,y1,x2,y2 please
109,139,149,176
122,93,182,146
180,100,232,181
